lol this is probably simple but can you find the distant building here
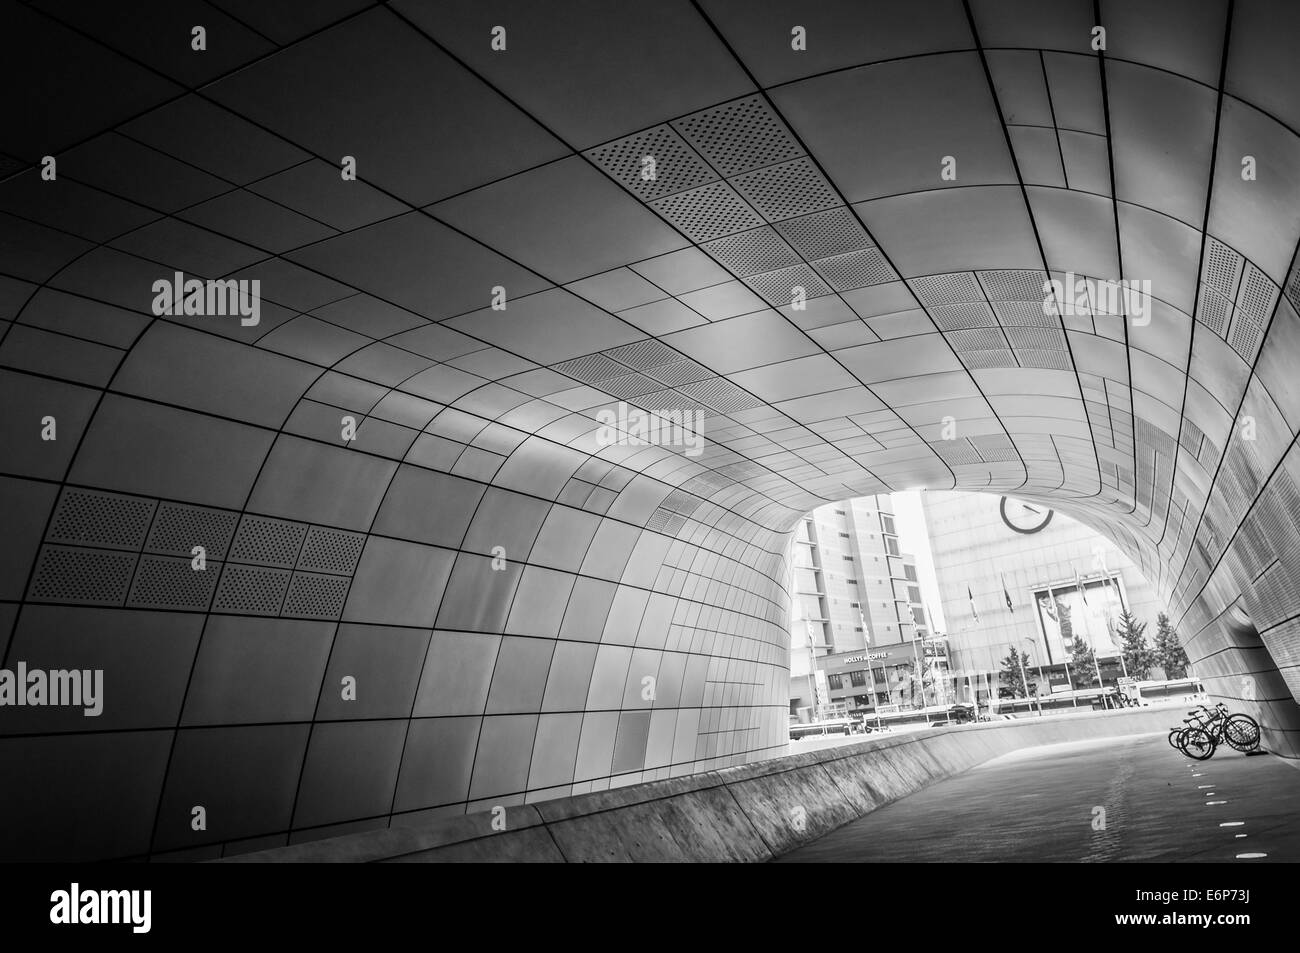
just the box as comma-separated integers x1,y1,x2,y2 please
920,490,1165,703
789,496,930,721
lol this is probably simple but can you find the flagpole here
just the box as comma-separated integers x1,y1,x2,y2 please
860,610,883,732
1075,571,1106,704
1100,557,1130,681
911,635,929,724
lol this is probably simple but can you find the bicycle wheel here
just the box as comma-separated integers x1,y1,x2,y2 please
1179,726,1217,760
1167,728,1184,750
1224,713,1261,751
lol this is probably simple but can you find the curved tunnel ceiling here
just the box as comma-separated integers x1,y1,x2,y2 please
3,0,1300,860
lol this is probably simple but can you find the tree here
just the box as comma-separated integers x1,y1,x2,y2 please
1115,610,1153,679
1069,636,1099,687
1152,612,1191,679
999,648,1031,697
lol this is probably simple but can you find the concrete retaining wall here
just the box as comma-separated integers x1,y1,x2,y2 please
224,706,1177,863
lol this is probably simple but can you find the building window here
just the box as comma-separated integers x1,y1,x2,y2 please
881,514,896,534
846,579,858,585
908,585,922,603
850,670,867,687
835,509,846,515
885,536,900,556
850,602,860,608
843,555,854,562
839,532,850,538
827,674,844,690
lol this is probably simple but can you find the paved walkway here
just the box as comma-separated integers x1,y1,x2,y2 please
778,733,1300,862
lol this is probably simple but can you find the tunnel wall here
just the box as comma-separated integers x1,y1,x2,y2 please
0,366,797,861
7,0,1300,865
224,705,1177,862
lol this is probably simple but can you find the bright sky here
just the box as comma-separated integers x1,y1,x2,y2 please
890,490,948,633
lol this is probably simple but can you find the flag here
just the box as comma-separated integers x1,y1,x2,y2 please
1075,569,1089,605
1002,574,1014,614
968,585,980,623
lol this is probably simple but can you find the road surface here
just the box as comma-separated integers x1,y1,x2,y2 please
779,733,1298,862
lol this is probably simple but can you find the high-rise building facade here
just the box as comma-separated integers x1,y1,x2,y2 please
920,491,1165,693
789,496,930,719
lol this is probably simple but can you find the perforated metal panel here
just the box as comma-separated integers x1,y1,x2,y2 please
282,571,350,619
1015,349,1073,369
47,489,155,550
929,301,997,331
1004,326,1066,350
959,350,1018,370
679,378,765,414
1199,435,1220,468
718,461,766,481
146,502,239,559
1179,418,1205,456
213,564,290,615
649,181,763,242
644,359,714,387
28,545,136,605
648,510,688,535
743,264,832,303
1202,238,1243,299
1229,309,1266,360
977,270,1049,302
992,300,1058,327
552,353,628,384
1196,288,1231,337
702,227,800,276
1232,260,1274,330
585,124,717,201
128,554,220,610
971,433,1018,462
1285,259,1300,315
297,527,365,575
932,439,983,465
604,339,678,371
910,273,983,306
229,516,308,568
673,96,803,177
811,248,895,290
946,328,1006,351
773,207,869,259
730,157,839,221
634,390,709,417
599,372,662,399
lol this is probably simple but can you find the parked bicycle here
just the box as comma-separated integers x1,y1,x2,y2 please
1167,703,1261,759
